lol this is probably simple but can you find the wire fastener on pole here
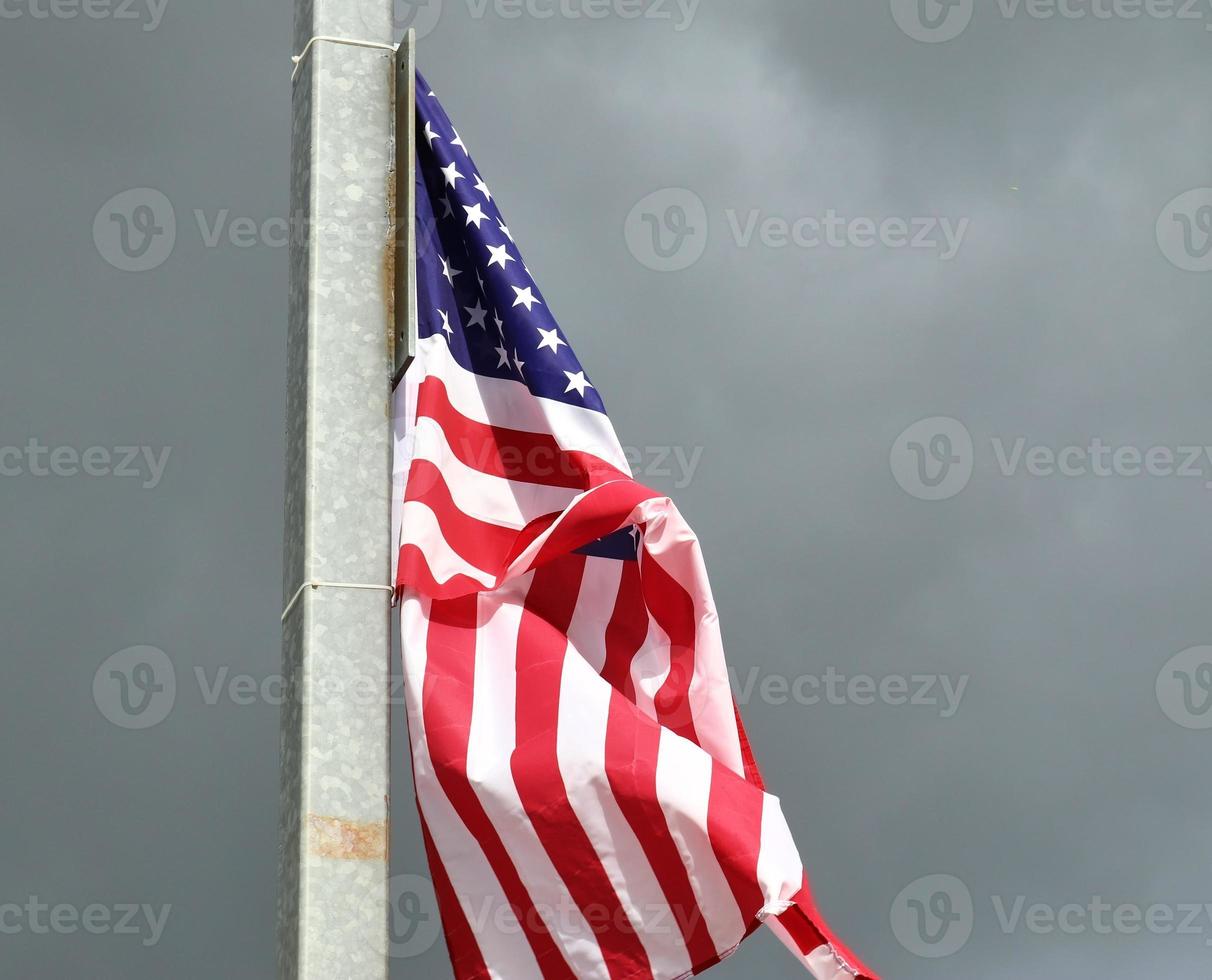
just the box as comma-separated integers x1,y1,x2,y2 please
291,36,399,82
281,581,395,622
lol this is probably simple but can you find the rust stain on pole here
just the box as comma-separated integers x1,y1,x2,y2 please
384,169,397,369
306,813,389,862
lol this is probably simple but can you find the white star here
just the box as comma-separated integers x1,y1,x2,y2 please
440,162,464,188
475,268,486,293
487,243,516,270
441,257,461,285
423,121,440,146
473,174,492,201
563,371,593,397
464,300,488,330
493,310,504,335
451,129,467,153
513,350,525,376
537,327,567,354
497,220,514,242
464,203,488,228
511,285,540,311
494,344,510,368
438,195,454,220
436,308,453,337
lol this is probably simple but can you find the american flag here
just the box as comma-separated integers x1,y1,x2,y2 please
391,72,877,980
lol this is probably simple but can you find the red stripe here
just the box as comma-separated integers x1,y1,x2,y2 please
419,816,491,980
705,763,767,926
395,511,573,601
392,515,556,601
422,595,576,980
600,559,646,700
640,551,701,745
398,478,657,602
603,693,721,967
406,642,491,980
397,544,491,600
510,555,654,979
777,875,879,979
732,700,765,790
528,481,656,568
417,376,627,490
599,554,735,967
405,458,523,569
774,892,826,958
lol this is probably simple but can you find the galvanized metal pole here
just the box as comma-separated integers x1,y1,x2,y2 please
279,4,411,976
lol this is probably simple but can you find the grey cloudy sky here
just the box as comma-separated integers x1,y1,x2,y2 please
3,0,1212,976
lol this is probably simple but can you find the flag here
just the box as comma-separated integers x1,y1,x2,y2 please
391,73,878,980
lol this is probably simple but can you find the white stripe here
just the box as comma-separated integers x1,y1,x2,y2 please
564,555,623,675
400,500,496,587
399,593,542,979
634,495,745,775
804,945,859,980
654,729,748,957
466,577,610,978
413,335,630,472
629,617,673,724
411,415,579,527
558,615,695,979
396,334,610,559
501,481,636,580
755,795,808,911
765,918,856,980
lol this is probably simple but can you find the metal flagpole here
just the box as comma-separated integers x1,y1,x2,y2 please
279,0,415,972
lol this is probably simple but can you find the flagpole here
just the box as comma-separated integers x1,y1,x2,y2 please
279,2,410,975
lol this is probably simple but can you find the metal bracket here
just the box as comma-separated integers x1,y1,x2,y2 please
392,28,418,389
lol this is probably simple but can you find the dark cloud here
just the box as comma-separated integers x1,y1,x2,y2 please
1,2,1209,977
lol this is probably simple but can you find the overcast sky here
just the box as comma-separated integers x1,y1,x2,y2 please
3,1,1212,977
